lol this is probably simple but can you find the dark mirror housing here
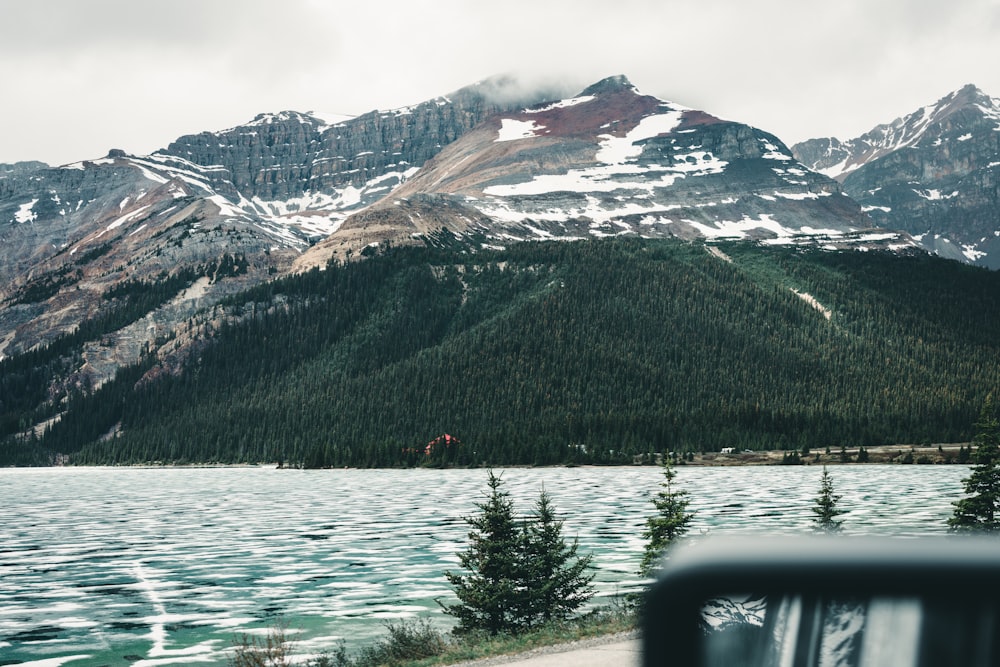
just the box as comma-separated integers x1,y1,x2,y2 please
642,536,1000,667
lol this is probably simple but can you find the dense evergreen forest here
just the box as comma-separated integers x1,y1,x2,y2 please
3,238,1000,467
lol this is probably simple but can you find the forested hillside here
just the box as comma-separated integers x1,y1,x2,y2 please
4,238,1000,467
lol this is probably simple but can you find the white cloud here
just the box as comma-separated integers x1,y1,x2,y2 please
2,0,999,165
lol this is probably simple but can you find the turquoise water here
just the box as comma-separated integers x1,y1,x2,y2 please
0,465,968,666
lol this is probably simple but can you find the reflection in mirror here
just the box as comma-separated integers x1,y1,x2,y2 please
701,594,997,667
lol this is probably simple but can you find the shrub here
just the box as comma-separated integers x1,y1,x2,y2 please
229,621,294,667
352,619,448,667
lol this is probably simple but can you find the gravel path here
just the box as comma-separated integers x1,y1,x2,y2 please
443,630,640,667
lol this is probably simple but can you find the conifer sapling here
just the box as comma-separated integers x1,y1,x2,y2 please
812,466,844,533
640,457,695,576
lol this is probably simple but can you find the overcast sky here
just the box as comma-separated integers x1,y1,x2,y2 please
3,0,1000,166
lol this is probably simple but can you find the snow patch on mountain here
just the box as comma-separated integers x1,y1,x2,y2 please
107,205,152,231
686,214,793,239
308,111,355,130
525,95,595,113
130,155,224,194
15,199,38,223
773,191,833,201
474,194,682,226
596,110,684,163
495,119,546,142
913,189,958,201
759,139,793,161
962,243,988,262
242,111,318,129
206,194,249,220
481,109,714,203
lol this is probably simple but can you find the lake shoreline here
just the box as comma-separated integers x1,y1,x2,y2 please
36,442,973,469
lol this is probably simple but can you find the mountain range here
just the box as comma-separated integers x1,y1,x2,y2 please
1,74,999,459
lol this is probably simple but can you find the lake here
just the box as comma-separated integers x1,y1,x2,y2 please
0,464,969,666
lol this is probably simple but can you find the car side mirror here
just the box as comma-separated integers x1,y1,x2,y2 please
642,535,1000,667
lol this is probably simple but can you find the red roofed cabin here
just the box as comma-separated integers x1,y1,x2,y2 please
426,433,461,456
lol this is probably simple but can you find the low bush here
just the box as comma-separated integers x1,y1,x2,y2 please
229,622,294,667
352,619,448,667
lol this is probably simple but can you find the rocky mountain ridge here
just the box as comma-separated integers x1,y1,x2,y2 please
793,84,1000,267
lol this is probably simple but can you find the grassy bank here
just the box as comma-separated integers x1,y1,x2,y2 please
231,605,636,667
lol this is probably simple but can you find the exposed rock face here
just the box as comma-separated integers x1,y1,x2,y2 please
793,85,1000,267
300,75,881,267
160,76,554,213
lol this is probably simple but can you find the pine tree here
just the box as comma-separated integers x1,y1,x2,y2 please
812,466,844,533
444,474,596,635
444,470,523,635
521,490,594,627
640,457,695,576
949,398,1000,533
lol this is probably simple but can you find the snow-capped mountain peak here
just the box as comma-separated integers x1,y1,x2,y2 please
793,84,1000,268
292,76,879,271
793,84,1000,182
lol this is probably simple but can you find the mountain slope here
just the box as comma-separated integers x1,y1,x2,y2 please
0,152,307,377
0,78,550,385
11,238,999,467
793,84,1000,267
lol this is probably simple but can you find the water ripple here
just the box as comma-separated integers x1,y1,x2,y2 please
0,465,968,666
